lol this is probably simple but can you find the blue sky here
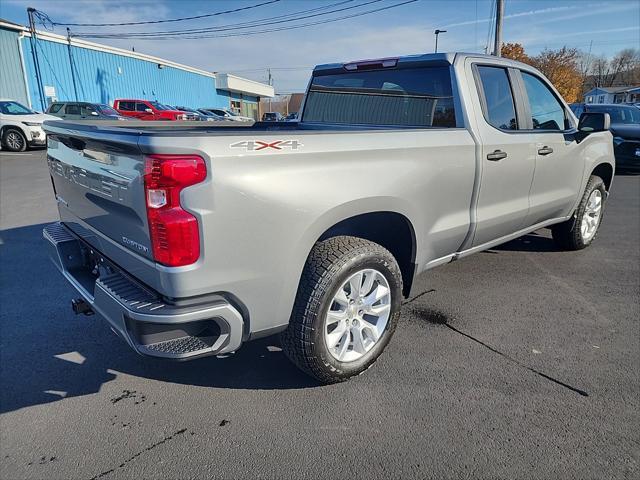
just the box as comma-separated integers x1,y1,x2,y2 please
2,0,639,92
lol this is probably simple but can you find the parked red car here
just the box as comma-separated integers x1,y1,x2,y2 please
113,99,196,121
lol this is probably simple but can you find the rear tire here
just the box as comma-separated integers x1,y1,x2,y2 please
281,236,403,384
2,128,27,152
552,175,606,250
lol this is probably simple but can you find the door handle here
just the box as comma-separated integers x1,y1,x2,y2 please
487,149,507,161
537,146,554,156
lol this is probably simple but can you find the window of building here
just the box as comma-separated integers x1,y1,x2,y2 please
521,72,566,131
230,100,241,114
476,66,517,130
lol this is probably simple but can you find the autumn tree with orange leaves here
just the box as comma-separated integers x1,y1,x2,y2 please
501,43,582,103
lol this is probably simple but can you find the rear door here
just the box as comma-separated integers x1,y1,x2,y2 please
518,70,584,225
469,62,536,246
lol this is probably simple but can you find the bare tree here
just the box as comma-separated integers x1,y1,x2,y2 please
607,48,639,86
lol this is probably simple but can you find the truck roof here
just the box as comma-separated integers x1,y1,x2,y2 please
312,52,531,74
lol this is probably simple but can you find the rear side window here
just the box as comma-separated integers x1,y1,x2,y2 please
476,66,517,131
521,72,566,130
118,101,134,111
48,103,63,113
303,66,456,127
65,104,80,115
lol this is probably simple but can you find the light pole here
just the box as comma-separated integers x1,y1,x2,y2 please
434,29,447,53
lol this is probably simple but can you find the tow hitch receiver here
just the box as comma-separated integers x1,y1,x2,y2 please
71,298,94,316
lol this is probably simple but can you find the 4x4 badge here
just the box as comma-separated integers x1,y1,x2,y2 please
230,140,303,151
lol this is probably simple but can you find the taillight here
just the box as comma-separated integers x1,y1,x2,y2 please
143,154,206,267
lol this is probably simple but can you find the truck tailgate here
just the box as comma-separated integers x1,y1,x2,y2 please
45,122,153,261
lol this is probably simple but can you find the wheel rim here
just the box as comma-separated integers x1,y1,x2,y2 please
6,131,24,150
324,268,391,363
581,189,602,242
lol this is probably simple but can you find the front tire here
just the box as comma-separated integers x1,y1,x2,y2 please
552,175,606,250
281,236,403,384
2,128,27,152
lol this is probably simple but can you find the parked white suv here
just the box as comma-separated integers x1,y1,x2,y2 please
0,99,57,151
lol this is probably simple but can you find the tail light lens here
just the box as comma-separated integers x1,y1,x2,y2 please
143,154,206,267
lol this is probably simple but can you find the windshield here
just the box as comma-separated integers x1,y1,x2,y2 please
97,104,119,116
587,105,640,124
150,101,171,111
0,101,36,115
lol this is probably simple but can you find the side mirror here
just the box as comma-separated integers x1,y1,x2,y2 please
90,111,99,116
578,112,610,133
145,108,153,114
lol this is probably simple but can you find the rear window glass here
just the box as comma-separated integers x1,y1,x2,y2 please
303,66,456,127
118,101,134,111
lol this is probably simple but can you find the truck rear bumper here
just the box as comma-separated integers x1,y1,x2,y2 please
43,222,244,360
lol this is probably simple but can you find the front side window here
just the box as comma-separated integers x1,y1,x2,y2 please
303,66,456,127
136,102,150,112
521,72,566,131
65,104,80,115
476,66,517,131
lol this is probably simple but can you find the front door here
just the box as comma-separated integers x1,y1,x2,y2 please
519,71,584,226
470,62,536,247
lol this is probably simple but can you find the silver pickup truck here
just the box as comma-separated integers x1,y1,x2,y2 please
43,53,614,383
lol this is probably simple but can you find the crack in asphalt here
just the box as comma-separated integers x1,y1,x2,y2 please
410,304,590,397
88,428,187,480
403,289,436,305
444,322,590,397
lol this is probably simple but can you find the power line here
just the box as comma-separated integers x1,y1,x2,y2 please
47,0,281,27
73,0,380,38
76,0,418,40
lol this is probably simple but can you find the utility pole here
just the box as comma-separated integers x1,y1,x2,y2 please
434,29,447,53
493,0,504,57
66,28,78,101
27,7,46,110
268,68,272,112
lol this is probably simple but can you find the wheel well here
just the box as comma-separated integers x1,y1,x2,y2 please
318,212,417,297
592,163,613,190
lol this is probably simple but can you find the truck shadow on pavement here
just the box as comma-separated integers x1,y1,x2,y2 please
0,224,318,414
490,231,563,253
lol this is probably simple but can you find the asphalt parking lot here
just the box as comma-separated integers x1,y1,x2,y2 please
1,149,638,480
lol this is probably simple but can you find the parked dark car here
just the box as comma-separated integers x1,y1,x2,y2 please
262,112,284,122
571,103,640,171
196,109,225,121
285,112,299,122
46,102,126,121
173,106,221,122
